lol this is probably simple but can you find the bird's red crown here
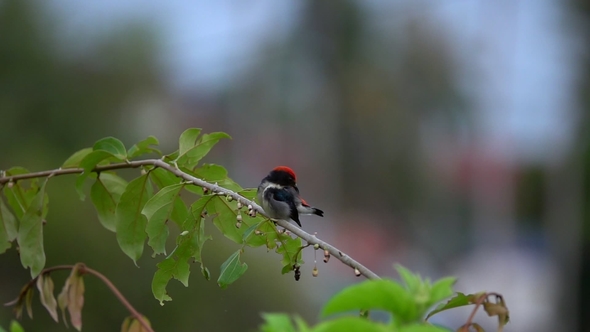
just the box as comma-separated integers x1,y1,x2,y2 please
273,166,296,181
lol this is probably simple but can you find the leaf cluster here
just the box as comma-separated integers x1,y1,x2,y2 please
259,266,510,332
1,129,308,307
5,263,86,331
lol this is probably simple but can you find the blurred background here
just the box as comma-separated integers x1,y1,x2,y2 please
0,0,588,331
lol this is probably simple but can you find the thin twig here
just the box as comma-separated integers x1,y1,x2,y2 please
459,292,504,332
459,293,486,332
0,161,151,185
81,265,154,332
0,159,380,280
4,264,154,332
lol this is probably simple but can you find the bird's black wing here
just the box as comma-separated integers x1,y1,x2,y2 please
271,188,301,227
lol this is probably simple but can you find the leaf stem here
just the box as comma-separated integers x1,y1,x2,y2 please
81,265,154,332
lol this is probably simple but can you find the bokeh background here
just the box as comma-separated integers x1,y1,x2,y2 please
0,0,589,331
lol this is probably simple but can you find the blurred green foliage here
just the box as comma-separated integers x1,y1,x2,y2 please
259,266,508,332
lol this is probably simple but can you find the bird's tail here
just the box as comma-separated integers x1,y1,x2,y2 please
312,208,324,217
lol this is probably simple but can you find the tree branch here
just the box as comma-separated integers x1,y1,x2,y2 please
0,159,380,280
5,264,154,332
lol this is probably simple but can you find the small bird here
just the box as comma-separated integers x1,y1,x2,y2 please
257,166,324,227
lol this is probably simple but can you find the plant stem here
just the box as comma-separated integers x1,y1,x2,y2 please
81,265,154,332
460,292,504,332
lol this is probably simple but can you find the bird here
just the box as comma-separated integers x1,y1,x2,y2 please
257,166,324,227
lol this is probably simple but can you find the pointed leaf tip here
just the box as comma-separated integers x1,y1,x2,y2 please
17,179,48,277
143,183,186,256
217,250,248,288
116,174,153,264
62,148,93,168
37,274,59,322
176,131,231,169
0,199,18,254
128,136,161,159
93,137,127,160
91,174,127,232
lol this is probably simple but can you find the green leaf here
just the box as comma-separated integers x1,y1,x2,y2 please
238,188,257,201
75,150,115,200
17,179,48,277
187,198,212,278
425,292,479,320
217,249,248,288
90,173,127,232
277,236,303,274
152,255,190,304
321,279,417,323
393,266,456,318
93,137,127,160
398,324,453,332
259,313,296,332
242,222,262,243
193,164,242,192
2,167,30,177
149,167,181,189
207,196,245,244
75,137,127,201
9,321,24,332
79,150,115,171
260,315,312,332
428,277,456,305
396,265,422,293
395,266,432,312
116,174,153,264
128,136,161,159
170,198,189,227
312,317,389,332
293,316,312,332
62,148,92,168
3,167,37,220
151,198,211,304
163,150,179,162
143,183,186,256
176,132,231,169
206,195,268,247
178,128,202,156
0,199,18,254
244,220,277,248
36,274,58,322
